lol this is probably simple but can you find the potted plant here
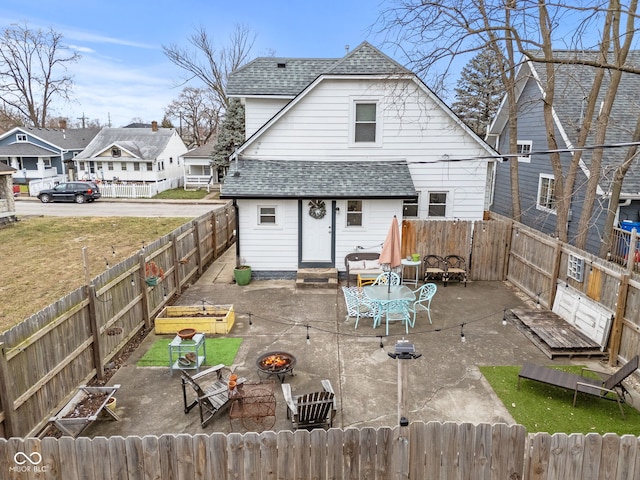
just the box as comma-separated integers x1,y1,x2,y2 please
233,259,252,286
145,261,165,286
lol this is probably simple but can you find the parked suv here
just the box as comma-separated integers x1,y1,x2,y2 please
37,182,101,204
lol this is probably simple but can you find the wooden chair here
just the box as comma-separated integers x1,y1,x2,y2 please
282,380,336,430
423,255,447,284
444,255,467,287
518,356,639,419
180,364,245,427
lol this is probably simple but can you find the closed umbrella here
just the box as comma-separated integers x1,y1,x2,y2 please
379,215,402,291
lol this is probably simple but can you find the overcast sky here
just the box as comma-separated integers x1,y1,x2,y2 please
0,0,389,128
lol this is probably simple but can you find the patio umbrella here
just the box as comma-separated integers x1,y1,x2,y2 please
379,215,402,291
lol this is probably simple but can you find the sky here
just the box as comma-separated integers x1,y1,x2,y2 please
0,0,393,128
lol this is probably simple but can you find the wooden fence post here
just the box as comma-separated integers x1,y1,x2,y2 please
171,233,181,294
609,275,630,366
138,253,151,329
211,212,218,260
88,284,104,381
193,219,202,276
0,342,16,437
502,220,513,281
547,239,563,309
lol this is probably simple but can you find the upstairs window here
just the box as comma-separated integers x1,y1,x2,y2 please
111,147,121,157
427,192,447,217
355,103,376,142
537,174,556,212
346,200,363,226
517,140,532,162
403,196,419,218
16,134,27,142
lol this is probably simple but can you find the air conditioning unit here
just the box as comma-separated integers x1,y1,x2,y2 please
567,254,585,282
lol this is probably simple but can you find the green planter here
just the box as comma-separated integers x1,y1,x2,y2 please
233,266,252,286
145,277,158,287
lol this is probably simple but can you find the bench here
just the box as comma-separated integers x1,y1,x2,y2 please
344,252,382,286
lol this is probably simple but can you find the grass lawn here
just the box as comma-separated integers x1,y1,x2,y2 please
479,365,640,435
138,337,243,367
0,216,189,331
153,188,215,200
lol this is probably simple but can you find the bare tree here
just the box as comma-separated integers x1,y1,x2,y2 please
0,23,80,128
164,87,221,147
162,24,255,110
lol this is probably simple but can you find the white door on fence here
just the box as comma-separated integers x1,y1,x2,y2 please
301,199,333,266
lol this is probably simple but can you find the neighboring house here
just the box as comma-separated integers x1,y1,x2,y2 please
221,41,497,277
0,120,99,186
487,51,640,255
182,143,219,191
0,162,17,225
74,121,188,183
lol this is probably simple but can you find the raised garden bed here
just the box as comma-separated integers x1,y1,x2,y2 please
154,304,235,335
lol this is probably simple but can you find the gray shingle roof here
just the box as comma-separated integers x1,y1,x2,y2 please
220,159,416,199
226,41,410,97
76,128,177,160
530,51,640,194
185,143,215,158
18,127,99,149
0,162,16,174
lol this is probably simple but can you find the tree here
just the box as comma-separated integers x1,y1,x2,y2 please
211,99,244,180
451,47,505,137
0,23,80,128
164,87,221,147
162,24,255,110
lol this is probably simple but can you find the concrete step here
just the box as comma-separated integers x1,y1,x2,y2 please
296,268,338,290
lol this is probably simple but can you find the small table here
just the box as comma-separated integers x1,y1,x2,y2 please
401,259,421,286
169,333,206,375
357,272,379,287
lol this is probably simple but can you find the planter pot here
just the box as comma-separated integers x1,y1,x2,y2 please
234,266,252,286
106,397,117,412
411,254,420,262
145,277,158,287
155,304,235,334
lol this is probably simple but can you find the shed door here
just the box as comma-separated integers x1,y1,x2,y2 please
300,199,334,267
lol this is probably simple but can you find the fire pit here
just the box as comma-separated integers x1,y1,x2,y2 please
256,351,296,383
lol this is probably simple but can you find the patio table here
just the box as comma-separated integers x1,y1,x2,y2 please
364,285,415,334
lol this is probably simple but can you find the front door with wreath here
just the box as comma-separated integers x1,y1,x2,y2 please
300,198,334,267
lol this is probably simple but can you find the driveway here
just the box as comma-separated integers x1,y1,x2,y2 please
82,248,557,437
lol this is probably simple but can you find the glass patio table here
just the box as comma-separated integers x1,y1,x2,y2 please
363,285,416,334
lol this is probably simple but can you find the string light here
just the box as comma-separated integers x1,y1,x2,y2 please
104,257,109,267
502,309,508,326
460,324,466,343
248,313,253,326
111,246,116,257
163,286,167,300
201,300,206,312
536,292,541,309
130,274,135,286
306,325,311,345
379,336,384,349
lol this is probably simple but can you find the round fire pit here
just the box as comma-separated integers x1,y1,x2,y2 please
256,351,296,383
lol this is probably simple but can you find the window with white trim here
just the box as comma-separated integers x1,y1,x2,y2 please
517,140,532,162
121,162,127,171
537,174,556,212
355,103,376,142
43,158,52,167
134,163,140,171
346,200,363,226
258,206,277,225
427,192,447,217
107,162,114,170
16,134,27,142
403,195,419,218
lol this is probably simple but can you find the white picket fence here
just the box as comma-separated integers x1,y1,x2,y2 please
29,178,183,199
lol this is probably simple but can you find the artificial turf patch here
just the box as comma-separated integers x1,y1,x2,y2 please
138,337,242,367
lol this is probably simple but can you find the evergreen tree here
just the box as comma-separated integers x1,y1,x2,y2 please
211,99,245,180
451,48,505,138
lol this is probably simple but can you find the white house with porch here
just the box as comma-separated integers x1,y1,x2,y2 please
221,42,497,278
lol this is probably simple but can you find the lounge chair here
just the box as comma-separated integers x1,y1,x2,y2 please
517,356,639,418
282,379,336,430
180,364,245,427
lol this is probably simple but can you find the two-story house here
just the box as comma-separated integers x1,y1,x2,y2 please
221,42,497,278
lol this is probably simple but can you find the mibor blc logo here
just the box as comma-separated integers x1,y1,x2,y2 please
11,451,48,473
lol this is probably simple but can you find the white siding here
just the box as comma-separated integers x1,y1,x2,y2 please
244,98,290,138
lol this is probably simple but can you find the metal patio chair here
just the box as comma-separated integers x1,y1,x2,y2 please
407,283,437,326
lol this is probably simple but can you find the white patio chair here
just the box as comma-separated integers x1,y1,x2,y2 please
373,272,401,286
341,286,376,328
407,283,437,326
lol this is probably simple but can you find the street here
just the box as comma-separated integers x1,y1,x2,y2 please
15,198,226,217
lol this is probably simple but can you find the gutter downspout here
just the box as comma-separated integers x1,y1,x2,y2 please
233,199,240,268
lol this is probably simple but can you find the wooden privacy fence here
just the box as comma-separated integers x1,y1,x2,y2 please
1,422,639,479
0,203,235,439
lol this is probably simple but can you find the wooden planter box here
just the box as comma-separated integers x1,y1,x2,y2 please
155,304,235,335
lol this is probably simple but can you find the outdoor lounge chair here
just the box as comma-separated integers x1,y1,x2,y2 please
282,379,336,430
517,356,639,419
180,364,245,427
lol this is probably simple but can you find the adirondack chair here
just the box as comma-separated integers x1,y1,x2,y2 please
180,364,245,427
518,355,639,419
281,380,336,430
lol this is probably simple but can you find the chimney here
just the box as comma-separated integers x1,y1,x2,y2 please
151,121,158,132
59,119,67,130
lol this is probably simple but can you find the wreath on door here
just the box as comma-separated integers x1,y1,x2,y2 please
308,200,327,219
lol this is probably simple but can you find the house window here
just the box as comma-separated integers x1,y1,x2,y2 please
121,162,127,171
403,195,419,218
169,157,173,164
16,134,27,142
96,162,103,170
258,206,276,225
42,158,52,168
427,192,447,217
346,200,363,226
134,163,140,171
517,140,532,162
146,162,153,171
111,147,121,157
355,103,376,142
107,162,114,170
537,174,556,212
79,161,85,170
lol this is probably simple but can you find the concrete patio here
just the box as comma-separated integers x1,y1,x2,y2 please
84,248,569,437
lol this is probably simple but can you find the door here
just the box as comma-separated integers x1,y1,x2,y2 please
300,199,334,267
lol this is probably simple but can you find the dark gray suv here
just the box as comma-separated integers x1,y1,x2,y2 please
38,182,102,204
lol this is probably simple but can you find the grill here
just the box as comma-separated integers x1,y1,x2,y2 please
256,351,296,383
